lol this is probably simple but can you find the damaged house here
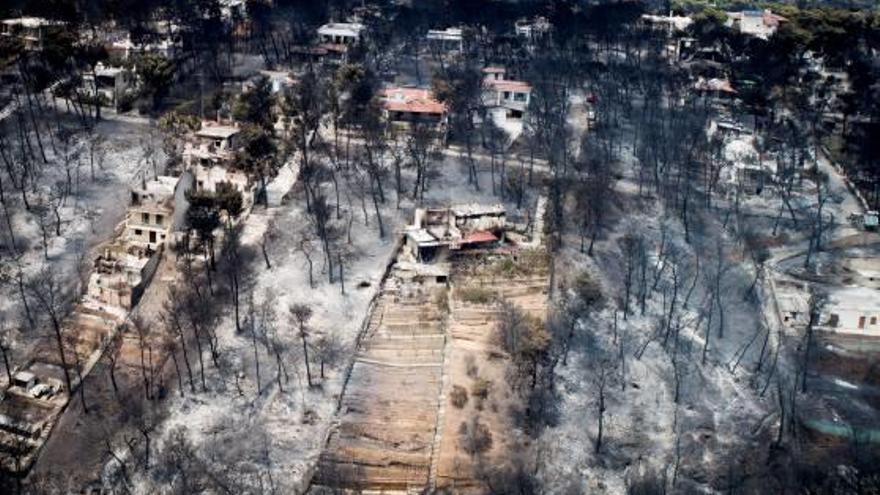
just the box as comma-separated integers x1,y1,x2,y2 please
80,62,135,110
89,175,184,311
403,204,507,263
184,121,255,206
87,242,161,310
125,176,180,251
316,22,364,62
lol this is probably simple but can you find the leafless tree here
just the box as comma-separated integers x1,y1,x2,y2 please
221,223,246,334
313,333,343,381
259,289,288,392
30,194,52,260
104,331,123,400
407,122,440,202
244,291,263,394
289,303,314,387
803,170,838,269
27,268,73,393
162,286,197,394
801,288,827,393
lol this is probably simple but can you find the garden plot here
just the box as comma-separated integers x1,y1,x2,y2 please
434,252,550,491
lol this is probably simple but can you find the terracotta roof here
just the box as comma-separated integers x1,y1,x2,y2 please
381,88,447,115
485,78,531,93
695,78,736,94
763,11,787,26
462,231,498,244
318,43,348,53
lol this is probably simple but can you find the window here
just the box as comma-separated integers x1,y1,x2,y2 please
514,92,527,102
828,314,839,327
871,317,877,325
134,229,142,236
149,231,157,243
141,212,149,223
859,316,867,329
155,214,164,225
503,91,511,100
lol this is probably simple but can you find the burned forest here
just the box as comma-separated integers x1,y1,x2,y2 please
0,0,879,493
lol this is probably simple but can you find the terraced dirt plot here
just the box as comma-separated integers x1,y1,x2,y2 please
312,278,447,492
312,248,551,493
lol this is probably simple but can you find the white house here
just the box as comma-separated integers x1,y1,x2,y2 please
725,10,787,40
514,16,551,41
80,63,134,109
426,27,463,53
0,17,64,51
110,30,181,60
183,122,243,168
818,287,880,337
317,22,364,46
482,69,531,120
403,204,506,262
641,14,693,34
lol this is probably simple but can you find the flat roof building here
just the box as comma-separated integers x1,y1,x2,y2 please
1,17,65,51
426,27,464,52
184,121,243,168
317,22,364,45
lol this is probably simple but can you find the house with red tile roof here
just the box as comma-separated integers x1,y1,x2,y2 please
481,67,532,121
380,87,448,140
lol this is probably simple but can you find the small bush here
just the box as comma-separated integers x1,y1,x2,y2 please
458,286,494,304
465,354,479,378
487,249,550,277
573,271,604,310
450,385,468,408
472,378,492,400
459,419,493,455
434,290,449,313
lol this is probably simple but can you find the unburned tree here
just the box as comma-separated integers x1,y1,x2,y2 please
495,300,551,393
